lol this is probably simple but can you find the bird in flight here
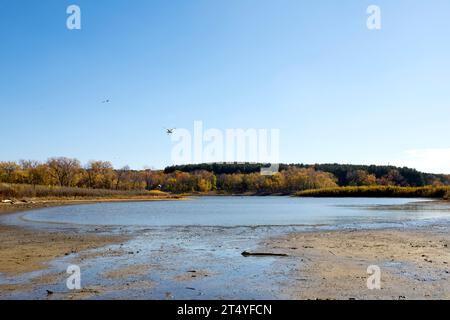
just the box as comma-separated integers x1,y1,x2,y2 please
165,128,176,135
101,99,110,103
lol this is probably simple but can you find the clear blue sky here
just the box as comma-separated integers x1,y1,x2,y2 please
1,0,450,173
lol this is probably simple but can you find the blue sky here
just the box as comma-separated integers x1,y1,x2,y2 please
1,0,450,173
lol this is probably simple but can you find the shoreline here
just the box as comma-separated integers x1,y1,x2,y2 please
0,195,186,216
0,196,185,279
1,197,450,299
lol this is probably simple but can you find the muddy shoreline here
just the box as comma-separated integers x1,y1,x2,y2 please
1,199,450,299
0,196,189,273
0,200,134,276
0,196,185,215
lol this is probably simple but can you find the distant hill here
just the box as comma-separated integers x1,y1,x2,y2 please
164,163,450,187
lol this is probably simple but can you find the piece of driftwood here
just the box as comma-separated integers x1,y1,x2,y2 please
241,251,288,257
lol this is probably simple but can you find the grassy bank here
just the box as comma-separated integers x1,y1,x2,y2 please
295,186,450,199
0,183,176,200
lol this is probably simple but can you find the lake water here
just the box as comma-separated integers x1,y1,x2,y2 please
15,197,450,229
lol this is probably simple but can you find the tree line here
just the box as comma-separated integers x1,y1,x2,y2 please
0,158,145,190
0,158,336,193
1,158,449,195
165,163,450,187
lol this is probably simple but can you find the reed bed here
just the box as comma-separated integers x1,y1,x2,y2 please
0,183,168,200
295,186,450,199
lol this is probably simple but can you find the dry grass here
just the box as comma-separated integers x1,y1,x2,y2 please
0,183,169,200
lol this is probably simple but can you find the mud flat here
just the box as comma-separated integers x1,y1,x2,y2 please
0,196,184,273
266,227,450,300
0,200,161,296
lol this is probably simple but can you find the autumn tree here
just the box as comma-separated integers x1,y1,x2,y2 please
115,166,130,190
142,169,165,191
19,160,48,186
346,170,377,186
83,161,115,189
0,161,20,183
46,157,81,187
378,169,408,186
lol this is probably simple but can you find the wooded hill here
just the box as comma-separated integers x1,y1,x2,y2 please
164,163,450,187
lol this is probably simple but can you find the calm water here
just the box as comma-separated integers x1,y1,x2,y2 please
15,197,450,228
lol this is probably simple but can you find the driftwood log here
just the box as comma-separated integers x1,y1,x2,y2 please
241,251,288,257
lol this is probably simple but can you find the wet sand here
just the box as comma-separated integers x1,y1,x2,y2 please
0,196,187,273
0,198,179,285
0,203,125,298
0,223,126,275
266,228,450,299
